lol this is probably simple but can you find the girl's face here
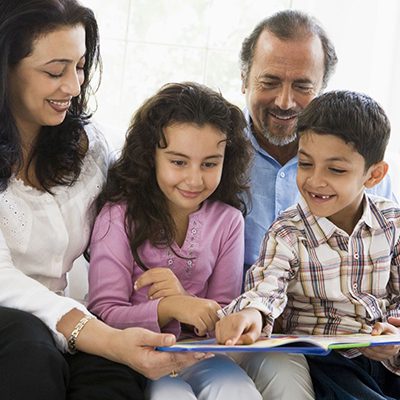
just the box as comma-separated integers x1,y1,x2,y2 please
8,24,86,138
155,122,227,218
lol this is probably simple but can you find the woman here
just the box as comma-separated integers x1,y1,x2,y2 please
0,1,205,399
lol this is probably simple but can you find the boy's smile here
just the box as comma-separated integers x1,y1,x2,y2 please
296,131,375,234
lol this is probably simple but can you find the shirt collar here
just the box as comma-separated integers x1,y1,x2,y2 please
296,194,384,247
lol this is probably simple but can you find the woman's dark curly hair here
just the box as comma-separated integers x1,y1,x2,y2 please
0,0,101,192
97,82,252,270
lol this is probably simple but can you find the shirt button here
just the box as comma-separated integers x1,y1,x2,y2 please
279,172,286,178
353,283,358,289
354,252,359,259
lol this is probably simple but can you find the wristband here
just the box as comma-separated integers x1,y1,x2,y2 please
67,315,96,354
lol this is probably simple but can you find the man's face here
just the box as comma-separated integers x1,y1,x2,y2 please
243,30,325,147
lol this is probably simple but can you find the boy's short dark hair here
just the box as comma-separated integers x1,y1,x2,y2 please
297,90,390,169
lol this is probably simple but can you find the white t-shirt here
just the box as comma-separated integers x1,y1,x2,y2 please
0,123,110,351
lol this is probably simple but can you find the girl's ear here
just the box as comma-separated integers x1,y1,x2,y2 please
364,161,389,188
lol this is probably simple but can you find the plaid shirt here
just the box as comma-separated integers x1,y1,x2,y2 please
221,194,400,374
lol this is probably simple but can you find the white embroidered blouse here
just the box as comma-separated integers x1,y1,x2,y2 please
0,124,110,352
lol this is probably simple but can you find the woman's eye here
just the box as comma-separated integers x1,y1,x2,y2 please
46,71,63,78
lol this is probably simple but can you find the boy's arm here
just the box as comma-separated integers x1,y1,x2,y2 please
387,236,400,318
218,228,298,336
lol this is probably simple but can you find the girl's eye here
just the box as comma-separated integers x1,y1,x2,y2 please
202,162,217,168
171,160,185,166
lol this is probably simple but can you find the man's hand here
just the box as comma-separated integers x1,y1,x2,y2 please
134,267,188,299
215,308,263,345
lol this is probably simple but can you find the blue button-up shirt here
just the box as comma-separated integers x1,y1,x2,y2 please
244,109,396,267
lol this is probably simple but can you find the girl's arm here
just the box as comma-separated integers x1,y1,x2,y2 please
88,204,179,336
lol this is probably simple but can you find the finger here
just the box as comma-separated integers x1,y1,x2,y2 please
135,269,165,290
371,322,384,335
141,331,177,348
193,319,208,337
148,288,175,299
388,316,400,327
238,326,260,345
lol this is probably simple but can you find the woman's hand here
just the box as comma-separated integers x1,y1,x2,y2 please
107,327,212,380
134,267,188,298
215,308,263,345
158,295,221,336
359,321,400,361
57,308,211,380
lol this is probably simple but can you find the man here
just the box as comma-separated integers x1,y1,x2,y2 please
242,10,394,272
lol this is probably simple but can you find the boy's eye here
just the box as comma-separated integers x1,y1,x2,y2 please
329,168,346,174
298,161,312,168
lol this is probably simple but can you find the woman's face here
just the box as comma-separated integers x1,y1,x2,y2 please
8,24,86,138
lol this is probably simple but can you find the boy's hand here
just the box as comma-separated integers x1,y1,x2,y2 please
359,321,400,361
134,267,188,298
215,308,263,345
159,296,221,336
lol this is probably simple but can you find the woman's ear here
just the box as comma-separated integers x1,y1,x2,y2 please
364,161,389,188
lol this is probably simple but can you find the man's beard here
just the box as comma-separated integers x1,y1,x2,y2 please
260,123,297,146
260,108,298,146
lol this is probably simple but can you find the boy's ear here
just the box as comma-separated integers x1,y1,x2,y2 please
364,161,389,188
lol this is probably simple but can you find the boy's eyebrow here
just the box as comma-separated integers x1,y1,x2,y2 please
298,149,351,163
164,150,224,159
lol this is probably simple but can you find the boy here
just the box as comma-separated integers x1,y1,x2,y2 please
216,91,400,399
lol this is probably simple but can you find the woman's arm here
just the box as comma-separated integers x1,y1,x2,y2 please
57,308,210,379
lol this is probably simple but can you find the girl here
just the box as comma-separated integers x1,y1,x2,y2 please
88,82,261,400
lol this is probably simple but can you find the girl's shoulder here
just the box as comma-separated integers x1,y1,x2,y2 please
198,200,243,223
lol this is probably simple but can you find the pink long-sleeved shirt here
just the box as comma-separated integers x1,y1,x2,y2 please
88,200,244,338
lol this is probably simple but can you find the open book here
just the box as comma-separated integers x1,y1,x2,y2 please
157,333,400,355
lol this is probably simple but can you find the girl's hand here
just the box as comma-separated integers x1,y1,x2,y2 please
359,321,400,361
159,295,221,336
215,308,263,345
134,267,188,298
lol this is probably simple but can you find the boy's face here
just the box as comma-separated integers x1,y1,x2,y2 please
296,131,379,233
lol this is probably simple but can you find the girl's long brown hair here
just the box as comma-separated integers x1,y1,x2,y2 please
96,82,252,269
